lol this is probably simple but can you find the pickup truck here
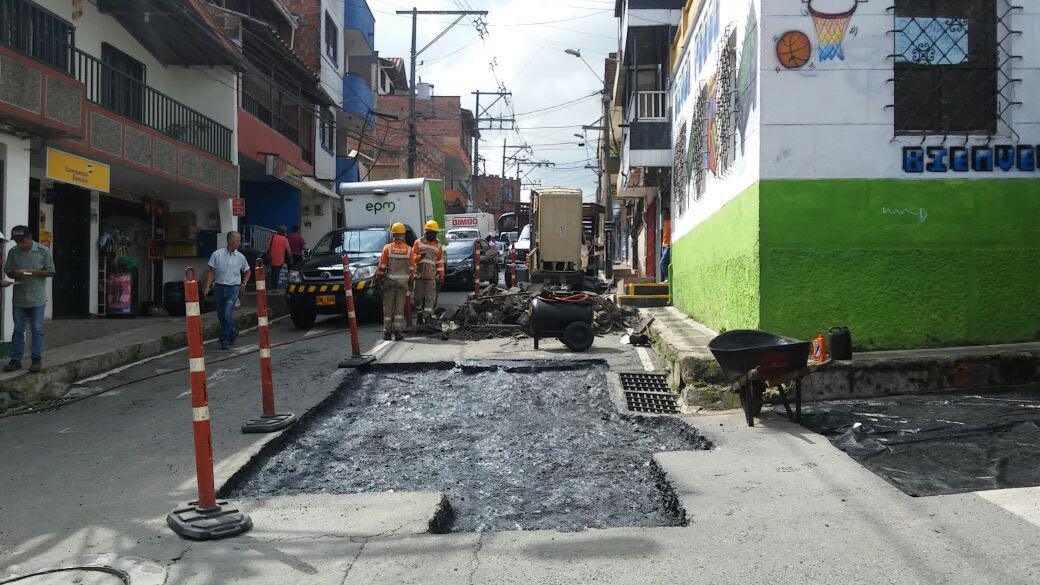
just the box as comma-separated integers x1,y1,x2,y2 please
286,225,418,328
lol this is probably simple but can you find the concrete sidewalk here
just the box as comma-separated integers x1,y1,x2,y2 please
0,292,288,411
647,306,1040,408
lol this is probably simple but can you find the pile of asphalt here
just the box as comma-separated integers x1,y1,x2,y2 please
227,362,712,532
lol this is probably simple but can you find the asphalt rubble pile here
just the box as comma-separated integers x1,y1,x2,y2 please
427,284,641,341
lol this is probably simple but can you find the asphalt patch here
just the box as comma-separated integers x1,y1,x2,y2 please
795,387,1040,496
227,362,712,532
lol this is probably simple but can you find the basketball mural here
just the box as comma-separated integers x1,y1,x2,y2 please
776,31,812,69
804,0,867,62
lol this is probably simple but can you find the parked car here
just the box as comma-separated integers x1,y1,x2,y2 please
446,228,481,241
444,239,499,289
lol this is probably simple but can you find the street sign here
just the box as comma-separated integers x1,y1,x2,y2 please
231,197,246,217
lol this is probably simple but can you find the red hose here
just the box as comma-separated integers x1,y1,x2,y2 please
537,292,589,303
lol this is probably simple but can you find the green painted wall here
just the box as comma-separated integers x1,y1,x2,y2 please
759,179,1040,349
670,183,761,332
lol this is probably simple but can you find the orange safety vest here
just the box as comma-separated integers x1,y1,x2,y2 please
412,238,445,280
378,241,414,282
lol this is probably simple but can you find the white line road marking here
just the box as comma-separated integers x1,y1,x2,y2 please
232,344,259,354
636,346,655,371
371,340,392,355
303,328,324,338
177,390,190,398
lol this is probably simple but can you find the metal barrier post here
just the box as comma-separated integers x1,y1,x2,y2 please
167,268,252,540
473,240,481,297
510,245,518,287
338,253,376,368
242,260,296,433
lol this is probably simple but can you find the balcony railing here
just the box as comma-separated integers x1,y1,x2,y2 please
0,0,74,73
635,91,667,121
74,49,232,161
0,1,233,161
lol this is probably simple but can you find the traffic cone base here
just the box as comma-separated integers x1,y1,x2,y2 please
338,354,376,369
241,412,297,434
167,500,252,541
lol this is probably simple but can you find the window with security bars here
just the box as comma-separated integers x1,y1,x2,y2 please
893,0,1001,135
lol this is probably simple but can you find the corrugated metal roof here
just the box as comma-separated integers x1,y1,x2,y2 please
338,178,427,195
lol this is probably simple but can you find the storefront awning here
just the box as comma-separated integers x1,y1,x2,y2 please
303,176,338,199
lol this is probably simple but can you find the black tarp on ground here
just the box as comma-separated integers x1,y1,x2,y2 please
794,388,1040,496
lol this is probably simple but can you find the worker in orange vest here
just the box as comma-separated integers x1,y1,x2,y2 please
412,220,445,325
375,222,415,340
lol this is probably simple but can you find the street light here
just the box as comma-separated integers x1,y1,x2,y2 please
564,48,604,84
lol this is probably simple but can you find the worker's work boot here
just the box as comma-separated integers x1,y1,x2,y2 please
383,331,392,341
394,331,405,341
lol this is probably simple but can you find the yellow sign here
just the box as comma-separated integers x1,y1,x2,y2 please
39,230,53,248
46,148,110,193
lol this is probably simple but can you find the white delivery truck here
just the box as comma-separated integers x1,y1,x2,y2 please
339,178,446,236
445,212,496,240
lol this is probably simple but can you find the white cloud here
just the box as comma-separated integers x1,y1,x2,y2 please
371,0,618,197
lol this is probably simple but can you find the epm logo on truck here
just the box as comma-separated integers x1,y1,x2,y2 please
365,202,396,214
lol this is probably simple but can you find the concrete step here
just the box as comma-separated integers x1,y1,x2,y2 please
629,282,670,296
616,294,670,308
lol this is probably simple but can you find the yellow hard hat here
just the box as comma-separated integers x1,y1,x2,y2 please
390,222,406,235
424,220,440,232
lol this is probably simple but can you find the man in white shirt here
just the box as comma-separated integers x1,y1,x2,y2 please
205,231,252,349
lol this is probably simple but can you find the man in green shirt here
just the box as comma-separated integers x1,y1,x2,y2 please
4,226,55,372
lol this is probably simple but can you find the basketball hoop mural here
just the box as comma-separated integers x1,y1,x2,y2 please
803,0,867,62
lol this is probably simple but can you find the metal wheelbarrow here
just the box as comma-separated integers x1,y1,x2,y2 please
708,330,827,427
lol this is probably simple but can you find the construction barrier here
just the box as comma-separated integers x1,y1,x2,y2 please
167,268,252,541
241,260,296,433
510,245,518,287
473,240,482,297
338,253,376,368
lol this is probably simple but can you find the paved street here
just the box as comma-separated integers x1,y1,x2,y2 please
2,287,1038,584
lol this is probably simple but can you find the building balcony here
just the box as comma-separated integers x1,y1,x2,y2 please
345,0,375,56
342,73,374,123
0,0,232,161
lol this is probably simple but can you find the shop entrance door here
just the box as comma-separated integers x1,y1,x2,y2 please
52,184,91,317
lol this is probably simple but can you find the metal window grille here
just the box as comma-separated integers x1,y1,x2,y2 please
891,0,1022,139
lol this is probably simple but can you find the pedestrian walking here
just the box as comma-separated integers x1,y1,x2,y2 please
204,231,252,350
3,226,53,373
375,223,414,341
287,225,306,266
412,220,445,325
267,226,291,289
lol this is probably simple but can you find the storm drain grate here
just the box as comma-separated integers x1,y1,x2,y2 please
620,373,678,414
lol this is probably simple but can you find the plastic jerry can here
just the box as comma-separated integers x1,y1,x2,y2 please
829,326,853,360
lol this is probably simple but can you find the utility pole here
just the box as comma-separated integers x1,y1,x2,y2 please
398,8,488,178
471,90,513,208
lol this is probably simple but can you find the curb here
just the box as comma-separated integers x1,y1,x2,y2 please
0,301,289,412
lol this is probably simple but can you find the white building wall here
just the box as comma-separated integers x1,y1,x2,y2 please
0,135,32,338
759,0,1039,180
314,0,346,184
36,0,239,136
670,0,762,243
